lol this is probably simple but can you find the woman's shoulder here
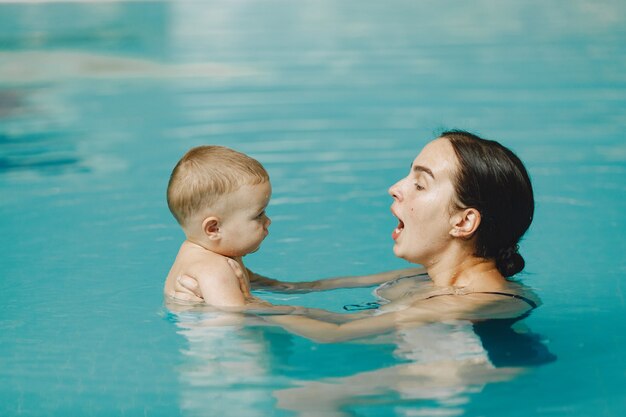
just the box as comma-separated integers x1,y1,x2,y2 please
455,281,541,320
374,274,433,301
392,281,540,321
498,280,542,308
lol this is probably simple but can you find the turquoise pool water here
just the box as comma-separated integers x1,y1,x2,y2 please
1,1,625,416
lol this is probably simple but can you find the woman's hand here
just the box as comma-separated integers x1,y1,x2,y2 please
173,275,204,302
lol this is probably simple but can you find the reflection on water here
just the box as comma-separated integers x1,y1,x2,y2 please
171,313,273,417
273,319,555,417
0,130,85,176
0,86,87,177
0,51,255,83
0,1,170,55
0,90,22,118
167,302,555,417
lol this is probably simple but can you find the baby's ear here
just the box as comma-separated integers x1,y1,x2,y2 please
202,216,221,240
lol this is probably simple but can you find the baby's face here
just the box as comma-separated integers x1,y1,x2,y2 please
216,181,272,257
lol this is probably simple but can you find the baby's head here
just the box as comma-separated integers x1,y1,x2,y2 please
167,145,271,256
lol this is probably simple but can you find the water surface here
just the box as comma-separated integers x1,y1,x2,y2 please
1,1,625,416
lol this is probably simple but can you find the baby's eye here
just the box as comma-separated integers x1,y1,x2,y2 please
256,210,266,219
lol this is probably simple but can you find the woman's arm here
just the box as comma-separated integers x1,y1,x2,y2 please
175,264,427,298
264,293,519,343
302,267,427,290
249,266,427,293
266,305,434,343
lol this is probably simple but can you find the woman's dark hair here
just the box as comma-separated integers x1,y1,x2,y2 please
440,130,534,277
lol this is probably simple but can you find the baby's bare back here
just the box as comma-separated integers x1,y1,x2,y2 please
164,241,253,307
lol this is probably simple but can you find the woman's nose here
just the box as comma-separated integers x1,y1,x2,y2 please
388,180,402,201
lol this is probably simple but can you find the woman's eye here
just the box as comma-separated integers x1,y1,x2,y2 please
414,183,424,191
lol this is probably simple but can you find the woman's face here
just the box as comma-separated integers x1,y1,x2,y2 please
388,138,460,265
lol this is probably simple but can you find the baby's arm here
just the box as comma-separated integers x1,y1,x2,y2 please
193,260,248,307
175,260,306,315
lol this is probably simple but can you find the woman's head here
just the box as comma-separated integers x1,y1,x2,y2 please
441,130,534,277
388,130,534,278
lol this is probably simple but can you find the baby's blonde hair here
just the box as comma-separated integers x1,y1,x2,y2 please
167,145,269,226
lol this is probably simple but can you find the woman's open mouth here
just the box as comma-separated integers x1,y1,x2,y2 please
392,218,404,240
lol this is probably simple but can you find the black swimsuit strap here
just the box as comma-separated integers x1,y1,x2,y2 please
343,301,382,311
343,291,538,311
392,274,538,308
342,273,428,311
402,273,430,279
423,291,538,309
479,291,538,309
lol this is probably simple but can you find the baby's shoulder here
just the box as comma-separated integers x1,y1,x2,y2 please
185,253,237,282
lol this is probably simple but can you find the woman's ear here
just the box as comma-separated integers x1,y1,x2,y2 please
450,208,481,239
202,216,221,240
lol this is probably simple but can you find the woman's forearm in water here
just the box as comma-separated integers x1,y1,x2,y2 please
268,309,427,343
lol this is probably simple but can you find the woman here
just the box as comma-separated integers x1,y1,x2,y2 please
175,130,540,343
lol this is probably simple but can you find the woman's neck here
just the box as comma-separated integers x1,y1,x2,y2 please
425,250,506,291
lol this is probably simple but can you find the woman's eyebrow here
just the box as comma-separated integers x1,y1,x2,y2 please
413,164,435,179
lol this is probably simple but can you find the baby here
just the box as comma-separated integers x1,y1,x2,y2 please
163,145,274,308
164,145,427,315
